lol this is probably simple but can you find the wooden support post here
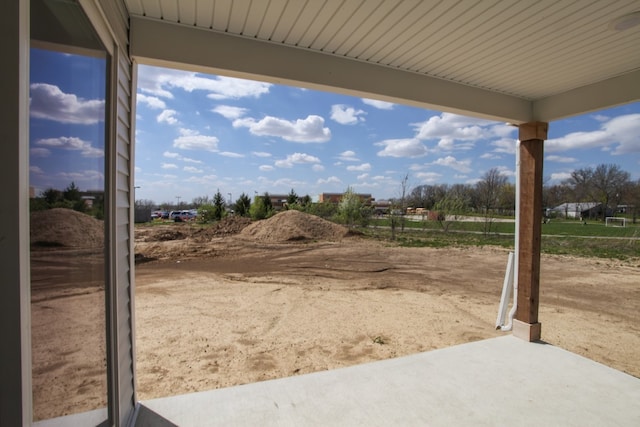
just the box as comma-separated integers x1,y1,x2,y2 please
514,122,547,342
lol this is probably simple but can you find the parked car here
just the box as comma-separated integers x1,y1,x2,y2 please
172,210,197,222
151,210,168,219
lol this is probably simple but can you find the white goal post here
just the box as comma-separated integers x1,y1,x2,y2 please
605,217,626,227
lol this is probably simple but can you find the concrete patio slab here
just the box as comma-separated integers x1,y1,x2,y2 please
141,336,640,426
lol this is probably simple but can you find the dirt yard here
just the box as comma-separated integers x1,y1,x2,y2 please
30,209,640,419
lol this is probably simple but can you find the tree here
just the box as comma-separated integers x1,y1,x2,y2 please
476,168,508,235
408,184,448,210
63,181,81,202
286,188,299,208
249,192,274,220
192,195,211,207
568,164,631,221
337,187,370,228
42,188,63,206
212,189,226,221
543,183,572,211
234,193,251,217
434,193,468,232
398,173,410,232
497,182,516,215
63,181,87,212
307,201,337,219
629,179,640,224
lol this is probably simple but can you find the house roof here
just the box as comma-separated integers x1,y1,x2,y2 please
124,0,640,124
552,202,599,212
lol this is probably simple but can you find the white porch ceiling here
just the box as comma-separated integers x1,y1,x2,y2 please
124,0,640,123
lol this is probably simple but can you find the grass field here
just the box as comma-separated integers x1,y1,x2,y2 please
366,216,640,261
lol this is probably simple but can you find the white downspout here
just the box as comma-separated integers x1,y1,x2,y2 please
500,139,520,331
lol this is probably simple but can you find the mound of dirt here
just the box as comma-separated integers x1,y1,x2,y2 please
31,208,104,248
145,229,188,242
239,210,349,242
192,216,253,242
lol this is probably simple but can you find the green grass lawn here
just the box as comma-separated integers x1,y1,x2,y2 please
366,217,640,261
369,217,640,238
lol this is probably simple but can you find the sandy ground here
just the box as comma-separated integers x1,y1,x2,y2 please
133,235,640,400
30,223,640,419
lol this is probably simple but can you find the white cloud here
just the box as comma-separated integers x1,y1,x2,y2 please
330,104,366,125
604,114,640,154
212,105,248,119
57,170,104,182
157,109,179,125
545,113,640,154
546,155,577,163
491,138,517,154
414,113,499,140
163,151,203,164
183,174,219,185
361,98,395,110
346,163,371,172
415,171,442,183
275,152,321,168
496,165,515,177
376,138,428,158
481,153,502,160
30,83,104,124
30,148,51,157
412,112,513,152
431,156,472,173
161,163,178,169
182,156,203,164
357,173,369,180
173,129,219,152
252,151,272,158
30,166,44,174
337,150,359,162
137,93,166,109
184,166,203,173
259,165,274,172
233,115,331,143
137,65,271,100
312,164,325,172
550,172,572,181
36,136,103,158
219,151,245,158
317,176,342,185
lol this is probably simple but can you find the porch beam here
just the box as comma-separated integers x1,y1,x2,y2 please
514,122,547,342
129,16,532,124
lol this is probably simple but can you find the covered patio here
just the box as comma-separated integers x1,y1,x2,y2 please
2,1,639,425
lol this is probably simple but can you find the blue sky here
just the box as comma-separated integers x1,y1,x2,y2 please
29,49,106,195
29,49,640,204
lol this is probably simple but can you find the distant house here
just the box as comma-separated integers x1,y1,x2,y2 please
551,202,611,220
372,200,391,215
319,192,373,205
266,194,289,211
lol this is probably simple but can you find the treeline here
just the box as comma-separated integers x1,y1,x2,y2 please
30,182,105,219
137,163,639,226
402,164,639,222
138,187,372,227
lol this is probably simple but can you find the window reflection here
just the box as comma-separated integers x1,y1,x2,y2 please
29,47,108,421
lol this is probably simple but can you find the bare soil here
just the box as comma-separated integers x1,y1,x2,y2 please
30,210,640,419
